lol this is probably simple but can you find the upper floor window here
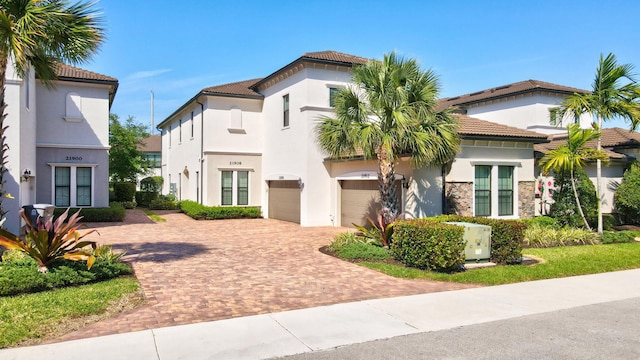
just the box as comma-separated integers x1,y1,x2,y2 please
64,92,83,122
179,119,183,143
146,153,161,168
190,111,194,138
283,94,289,127
329,87,339,107
168,125,172,147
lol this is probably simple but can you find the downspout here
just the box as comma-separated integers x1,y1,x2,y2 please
196,98,204,205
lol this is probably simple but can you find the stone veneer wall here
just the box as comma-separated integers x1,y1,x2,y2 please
445,182,473,216
518,181,535,219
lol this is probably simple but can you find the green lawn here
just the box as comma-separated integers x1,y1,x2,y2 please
0,277,143,348
361,242,640,286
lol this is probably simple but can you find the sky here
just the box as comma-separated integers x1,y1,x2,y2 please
82,0,640,132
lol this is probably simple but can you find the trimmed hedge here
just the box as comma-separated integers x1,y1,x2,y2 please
135,191,158,207
113,182,136,202
429,215,526,264
391,219,466,272
53,203,126,222
179,200,261,220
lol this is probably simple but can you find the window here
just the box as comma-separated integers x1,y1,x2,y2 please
283,94,289,127
221,171,233,205
190,111,194,138
474,166,491,216
146,153,161,168
179,119,182,143
329,87,339,107
498,166,514,216
25,77,30,110
55,167,71,207
76,167,92,206
474,164,516,217
221,170,249,206
168,125,172,147
53,166,93,207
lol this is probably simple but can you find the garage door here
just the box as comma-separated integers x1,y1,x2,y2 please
268,180,301,224
341,180,400,228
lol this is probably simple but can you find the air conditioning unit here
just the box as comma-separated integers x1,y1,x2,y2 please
445,222,491,261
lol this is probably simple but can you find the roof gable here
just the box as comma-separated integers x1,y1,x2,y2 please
202,78,263,99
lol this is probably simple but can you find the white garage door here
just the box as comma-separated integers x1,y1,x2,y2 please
340,180,401,227
268,180,301,224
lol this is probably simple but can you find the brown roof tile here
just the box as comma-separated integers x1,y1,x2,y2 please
54,63,117,82
202,78,263,98
533,127,640,160
302,50,369,65
138,134,161,152
439,80,588,110
457,114,549,141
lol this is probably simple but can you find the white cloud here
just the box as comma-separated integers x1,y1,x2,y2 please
125,68,172,81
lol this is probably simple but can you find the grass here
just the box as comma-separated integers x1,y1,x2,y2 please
142,208,166,222
0,277,144,348
360,242,640,286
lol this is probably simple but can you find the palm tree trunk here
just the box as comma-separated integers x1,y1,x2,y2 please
571,168,591,230
0,55,9,221
596,116,603,234
376,147,398,219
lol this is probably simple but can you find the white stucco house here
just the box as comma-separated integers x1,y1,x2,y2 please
137,134,162,188
439,80,639,215
2,62,117,234
158,51,553,227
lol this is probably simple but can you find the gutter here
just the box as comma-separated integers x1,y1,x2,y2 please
196,98,205,205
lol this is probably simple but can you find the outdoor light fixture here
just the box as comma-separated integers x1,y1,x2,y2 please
21,169,31,182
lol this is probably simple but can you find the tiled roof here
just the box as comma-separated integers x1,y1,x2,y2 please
138,134,161,152
202,78,263,98
301,50,369,65
439,80,588,109
534,127,640,160
457,114,549,142
54,63,117,82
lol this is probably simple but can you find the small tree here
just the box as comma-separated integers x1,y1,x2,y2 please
614,162,640,224
109,114,150,182
549,167,597,228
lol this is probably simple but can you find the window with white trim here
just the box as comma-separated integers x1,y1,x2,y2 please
474,165,516,217
53,166,94,207
329,87,339,107
221,170,249,206
283,94,289,127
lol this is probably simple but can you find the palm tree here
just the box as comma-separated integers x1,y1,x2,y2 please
0,0,103,219
316,52,460,219
539,123,607,229
557,53,640,234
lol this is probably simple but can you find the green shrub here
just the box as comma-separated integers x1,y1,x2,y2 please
2,249,26,262
149,197,179,210
335,242,390,261
523,216,561,229
140,176,163,192
428,215,525,264
524,225,600,248
602,214,618,231
614,163,640,225
391,219,465,272
601,231,637,244
53,203,126,222
549,167,597,228
179,200,261,220
113,182,137,202
0,257,132,296
135,191,158,207
329,232,364,252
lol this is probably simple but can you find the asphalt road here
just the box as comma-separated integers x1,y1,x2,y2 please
276,297,640,360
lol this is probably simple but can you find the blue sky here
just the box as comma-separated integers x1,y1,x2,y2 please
83,0,640,131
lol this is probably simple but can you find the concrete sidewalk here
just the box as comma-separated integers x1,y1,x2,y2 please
2,269,639,360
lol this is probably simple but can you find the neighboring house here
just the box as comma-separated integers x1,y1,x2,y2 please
137,134,162,188
158,51,548,227
3,62,117,234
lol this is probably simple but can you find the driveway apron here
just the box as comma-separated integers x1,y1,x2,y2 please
56,210,474,341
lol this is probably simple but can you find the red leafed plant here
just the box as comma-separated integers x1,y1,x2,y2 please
0,208,98,273
353,207,402,248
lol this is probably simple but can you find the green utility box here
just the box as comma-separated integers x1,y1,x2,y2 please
445,222,491,261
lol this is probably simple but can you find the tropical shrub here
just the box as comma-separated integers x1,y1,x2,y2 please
0,209,97,273
523,216,561,229
523,225,600,248
549,167,597,228
428,215,525,264
602,214,618,231
180,200,261,220
329,232,368,252
391,219,465,272
113,182,137,202
601,231,636,244
614,162,640,225
92,245,126,263
353,208,400,247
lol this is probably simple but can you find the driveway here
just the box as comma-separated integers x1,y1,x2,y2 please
57,210,475,341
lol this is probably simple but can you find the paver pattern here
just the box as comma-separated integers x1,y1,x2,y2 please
57,210,475,341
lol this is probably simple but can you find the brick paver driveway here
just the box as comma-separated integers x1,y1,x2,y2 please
59,210,475,341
